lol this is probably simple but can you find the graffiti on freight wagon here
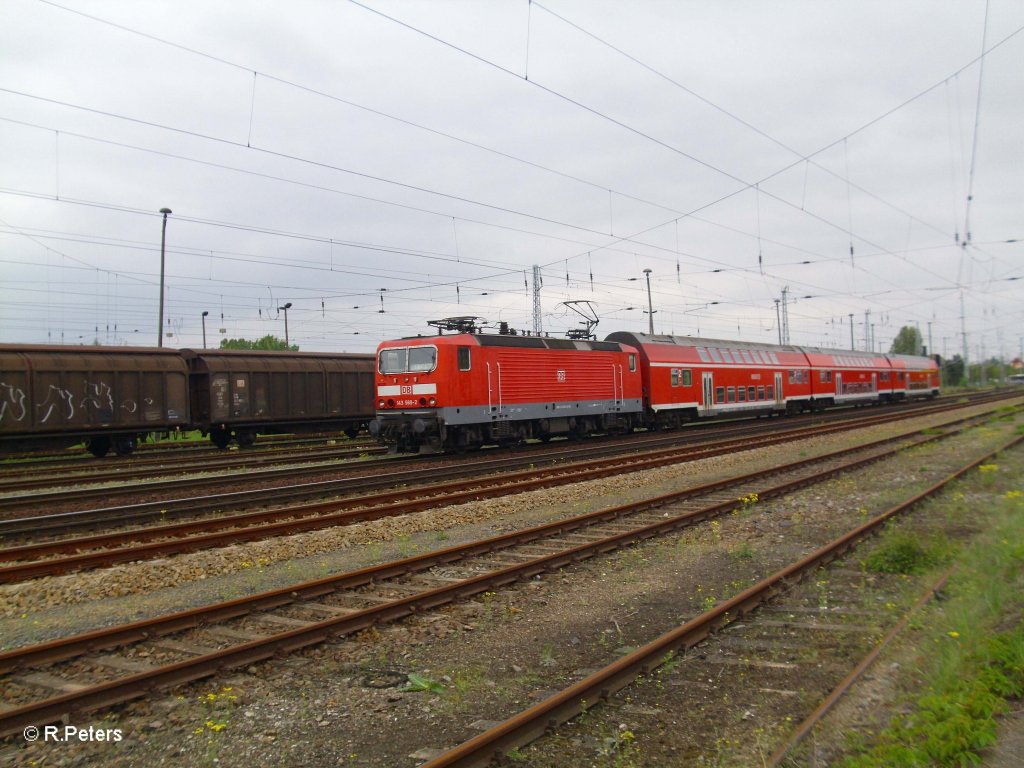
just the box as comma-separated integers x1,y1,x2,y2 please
0,382,27,423
0,380,143,424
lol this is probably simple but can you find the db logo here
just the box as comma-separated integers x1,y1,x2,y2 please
556,370,566,382
400,385,413,395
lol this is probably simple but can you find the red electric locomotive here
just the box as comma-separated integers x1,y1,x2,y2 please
370,318,644,452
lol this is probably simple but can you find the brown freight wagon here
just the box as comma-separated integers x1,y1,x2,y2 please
181,349,375,448
0,344,190,456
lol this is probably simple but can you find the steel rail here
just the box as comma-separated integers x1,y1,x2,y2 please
1,392,1006,517
0,407,991,582
0,443,386,494
418,434,1024,768
0,428,953,674
0,425,1001,737
764,564,958,767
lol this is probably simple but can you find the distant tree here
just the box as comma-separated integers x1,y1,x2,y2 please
219,335,298,351
943,354,965,387
889,326,923,355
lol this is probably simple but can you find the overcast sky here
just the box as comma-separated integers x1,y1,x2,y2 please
1,0,1021,361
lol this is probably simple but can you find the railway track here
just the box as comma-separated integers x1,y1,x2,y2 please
0,416,1016,738
0,391,1008,514
0,441,386,496
417,436,1022,768
0,400,1011,583
1,392,1014,538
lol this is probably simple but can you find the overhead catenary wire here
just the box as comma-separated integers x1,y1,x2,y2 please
3,2,1021,355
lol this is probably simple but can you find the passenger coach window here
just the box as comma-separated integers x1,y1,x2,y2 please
458,347,471,371
681,369,692,387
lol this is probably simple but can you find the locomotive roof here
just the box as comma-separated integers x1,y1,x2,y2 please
390,333,626,353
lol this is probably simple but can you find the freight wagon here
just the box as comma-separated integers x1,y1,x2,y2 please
182,349,375,448
0,345,376,456
0,344,190,457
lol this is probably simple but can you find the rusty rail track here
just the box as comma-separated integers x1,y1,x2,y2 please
0,419,1008,738
0,403,1003,583
0,441,386,495
419,435,1023,768
763,565,957,767
2,392,1009,519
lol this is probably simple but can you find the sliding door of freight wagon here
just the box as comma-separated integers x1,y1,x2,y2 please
231,374,250,418
304,371,325,418
251,373,270,418
118,372,141,424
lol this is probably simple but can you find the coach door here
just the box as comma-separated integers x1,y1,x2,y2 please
835,373,843,397
701,372,714,415
774,372,783,405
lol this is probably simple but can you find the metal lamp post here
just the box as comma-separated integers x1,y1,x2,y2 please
157,208,172,347
201,311,209,349
642,268,655,334
279,302,292,347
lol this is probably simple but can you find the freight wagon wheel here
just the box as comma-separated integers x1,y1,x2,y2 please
114,437,137,456
85,436,111,458
210,427,231,449
344,428,359,440
235,430,256,448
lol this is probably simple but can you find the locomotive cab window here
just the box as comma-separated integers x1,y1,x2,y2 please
379,348,407,374
628,353,637,372
408,347,437,372
457,347,471,371
378,346,437,374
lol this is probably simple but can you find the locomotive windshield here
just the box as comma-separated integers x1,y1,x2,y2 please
378,346,437,374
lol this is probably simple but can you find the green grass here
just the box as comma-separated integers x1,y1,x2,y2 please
839,483,1024,768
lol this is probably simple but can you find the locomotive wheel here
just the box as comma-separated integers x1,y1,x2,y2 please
114,437,137,456
86,436,111,458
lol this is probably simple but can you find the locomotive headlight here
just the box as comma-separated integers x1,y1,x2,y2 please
386,398,395,408
377,399,385,409
428,397,437,406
